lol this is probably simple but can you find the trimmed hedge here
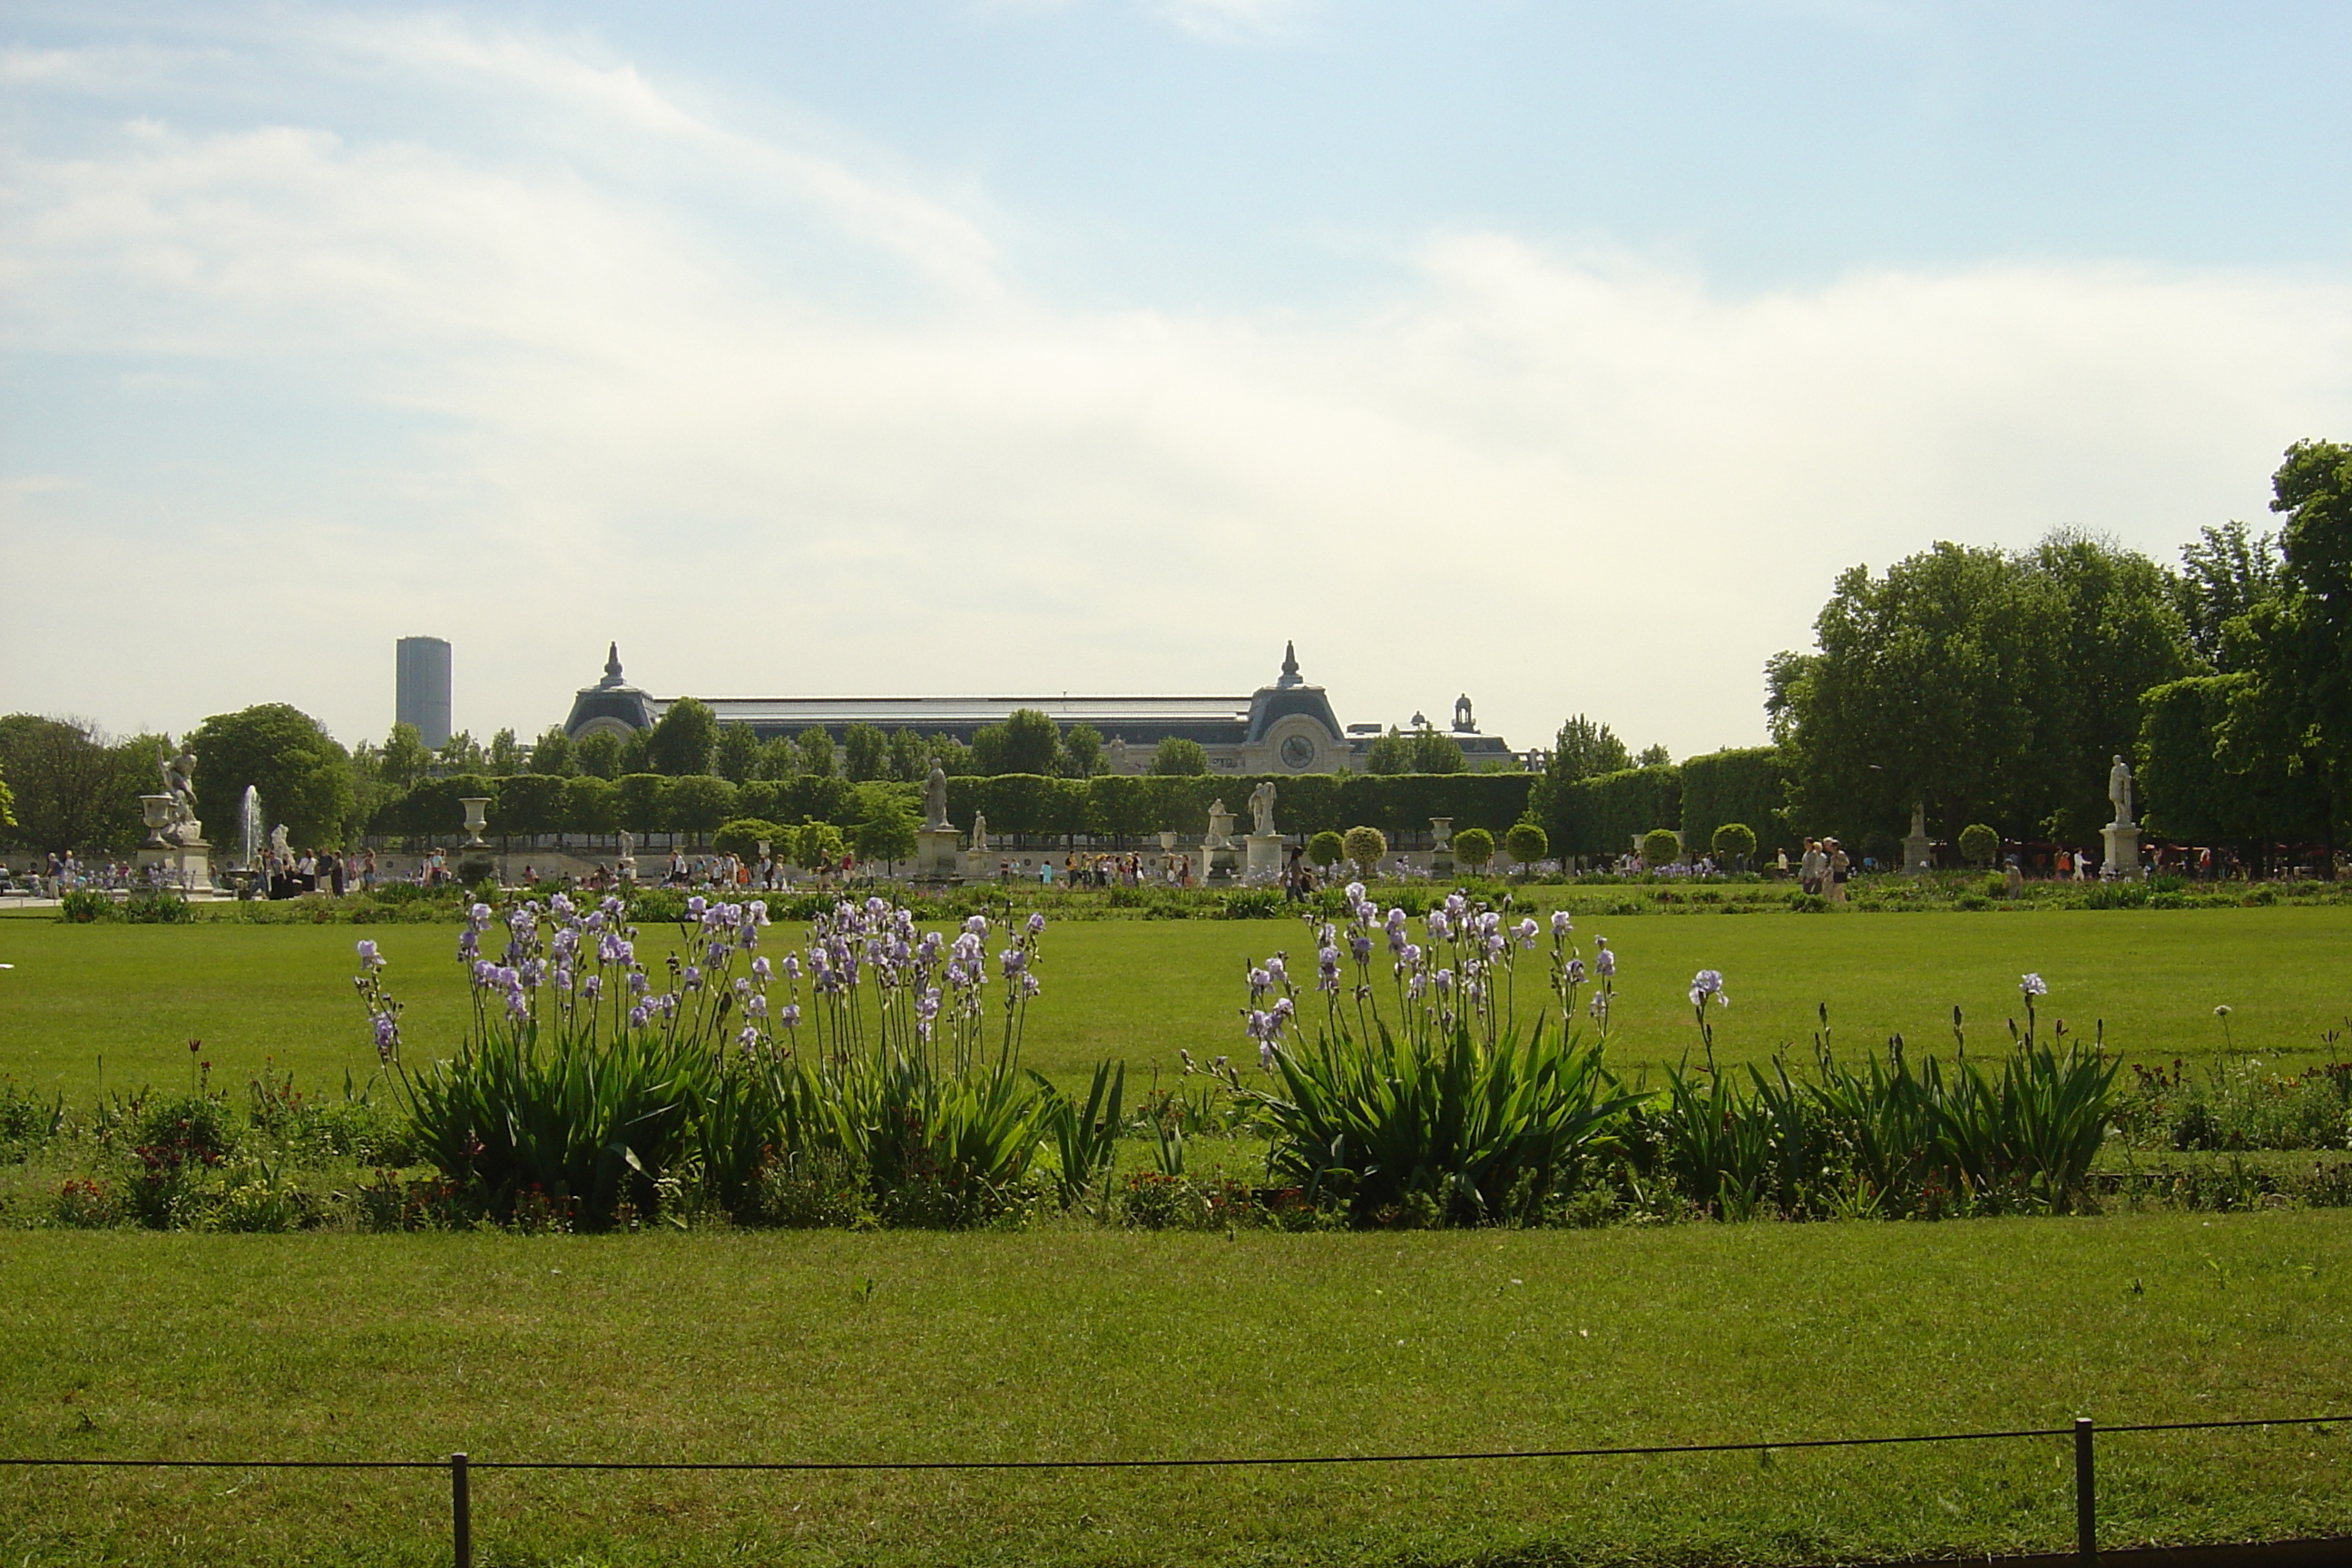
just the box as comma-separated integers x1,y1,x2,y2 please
368,771,1534,843
1547,765,1682,858
1679,747,1796,858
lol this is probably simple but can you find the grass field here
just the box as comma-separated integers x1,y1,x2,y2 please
0,1211,2345,1566
3,904,2347,1102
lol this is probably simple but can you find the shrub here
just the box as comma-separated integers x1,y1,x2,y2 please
1453,827,1494,871
1959,823,2001,867
1340,825,1387,878
1504,821,1548,866
789,818,846,873
1710,822,1757,867
1220,889,1283,920
123,890,194,924
1640,828,1681,866
1307,829,1345,868
52,1177,121,1229
712,818,781,859
58,889,116,924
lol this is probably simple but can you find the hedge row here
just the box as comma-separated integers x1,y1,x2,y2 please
1679,747,1799,858
1534,749,1797,859
369,771,1538,842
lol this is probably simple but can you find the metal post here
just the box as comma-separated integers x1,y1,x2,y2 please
451,1452,472,1568
2073,1417,2095,1563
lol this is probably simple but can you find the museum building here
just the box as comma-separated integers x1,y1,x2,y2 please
561,643,1521,775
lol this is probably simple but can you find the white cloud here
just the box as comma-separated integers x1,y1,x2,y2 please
1147,0,1318,44
3,16,2349,759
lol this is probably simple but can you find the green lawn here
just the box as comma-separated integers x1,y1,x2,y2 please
1,1211,2345,1566
2,904,2347,1102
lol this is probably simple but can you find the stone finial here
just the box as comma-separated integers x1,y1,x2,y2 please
601,642,625,687
1278,640,1301,689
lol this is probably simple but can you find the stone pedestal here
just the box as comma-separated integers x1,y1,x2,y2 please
1429,817,1455,878
915,828,963,884
1244,834,1285,884
1200,842,1240,883
1902,831,1935,875
966,848,999,882
135,840,214,893
2102,821,2142,880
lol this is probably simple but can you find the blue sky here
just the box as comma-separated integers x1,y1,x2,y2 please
5,1,2350,755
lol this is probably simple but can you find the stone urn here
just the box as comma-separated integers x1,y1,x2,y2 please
460,798,491,848
139,795,176,848
1157,830,1176,854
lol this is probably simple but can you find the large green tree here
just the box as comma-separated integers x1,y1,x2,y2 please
1544,715,1632,784
2269,438,2352,829
0,716,148,854
379,722,433,789
1150,737,1210,776
841,723,888,782
184,704,357,848
1769,534,2189,848
527,727,576,778
646,698,719,776
1060,723,1105,779
711,722,761,784
971,710,1061,776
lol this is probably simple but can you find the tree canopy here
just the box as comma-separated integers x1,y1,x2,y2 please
1150,737,1210,776
0,715,149,854
184,703,356,848
646,699,718,777
1769,533,2188,848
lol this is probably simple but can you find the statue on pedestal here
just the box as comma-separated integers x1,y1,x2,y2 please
157,745,203,845
1203,800,1233,851
970,811,989,853
1248,779,1278,838
2108,754,2135,827
923,763,950,831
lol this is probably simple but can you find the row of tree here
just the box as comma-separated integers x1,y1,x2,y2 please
15,439,2340,863
368,769,1542,845
1756,440,2352,857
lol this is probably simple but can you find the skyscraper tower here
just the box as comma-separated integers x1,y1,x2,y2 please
396,636,453,749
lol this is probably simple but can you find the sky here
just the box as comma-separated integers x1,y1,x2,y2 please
5,0,2350,760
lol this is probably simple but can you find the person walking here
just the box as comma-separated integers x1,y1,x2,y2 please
1824,838,1849,903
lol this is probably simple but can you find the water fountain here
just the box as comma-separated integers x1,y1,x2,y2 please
217,786,264,897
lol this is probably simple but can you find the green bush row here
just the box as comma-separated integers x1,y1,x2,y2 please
1534,748,1798,861
367,770,1539,843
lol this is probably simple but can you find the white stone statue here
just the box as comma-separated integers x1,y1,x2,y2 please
1910,802,1927,840
970,811,989,853
1249,779,1277,838
2108,754,2135,827
618,828,635,859
1203,799,1233,850
269,822,291,858
158,746,202,843
923,762,950,831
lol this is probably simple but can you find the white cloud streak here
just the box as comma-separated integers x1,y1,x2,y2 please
3,16,2349,758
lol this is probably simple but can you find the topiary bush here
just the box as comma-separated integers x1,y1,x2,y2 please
1640,828,1681,867
1308,830,1345,869
1341,825,1387,879
1504,820,1548,866
1453,827,1494,871
1710,822,1757,867
1959,823,2000,867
